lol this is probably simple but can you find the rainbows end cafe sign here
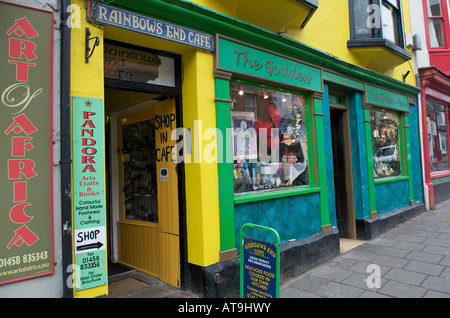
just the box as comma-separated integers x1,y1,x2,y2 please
0,2,54,285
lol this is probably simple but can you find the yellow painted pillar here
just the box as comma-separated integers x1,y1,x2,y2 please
182,49,221,267
70,0,103,97
70,0,107,298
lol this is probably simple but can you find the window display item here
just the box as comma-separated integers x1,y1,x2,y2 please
371,110,401,178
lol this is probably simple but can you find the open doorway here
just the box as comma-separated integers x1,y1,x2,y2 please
329,93,356,240
101,39,185,288
105,88,182,287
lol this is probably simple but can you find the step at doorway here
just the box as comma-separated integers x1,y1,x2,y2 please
339,238,366,254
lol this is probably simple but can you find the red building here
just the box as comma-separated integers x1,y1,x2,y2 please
419,0,450,206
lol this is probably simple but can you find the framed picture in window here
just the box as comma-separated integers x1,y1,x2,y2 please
231,111,258,161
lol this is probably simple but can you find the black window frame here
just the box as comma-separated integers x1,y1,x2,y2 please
348,0,412,60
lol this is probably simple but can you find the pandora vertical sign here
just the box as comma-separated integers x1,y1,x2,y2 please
72,96,107,291
0,2,54,285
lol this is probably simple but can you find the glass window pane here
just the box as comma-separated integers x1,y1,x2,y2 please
371,110,401,178
385,0,399,9
428,18,445,47
381,3,396,42
353,0,376,38
230,82,309,193
122,119,158,222
427,0,442,16
426,100,449,172
104,44,176,87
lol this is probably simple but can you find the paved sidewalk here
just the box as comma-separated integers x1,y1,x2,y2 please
280,200,450,298
107,270,200,298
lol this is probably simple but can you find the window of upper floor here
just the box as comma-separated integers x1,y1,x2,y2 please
422,0,450,50
348,0,411,61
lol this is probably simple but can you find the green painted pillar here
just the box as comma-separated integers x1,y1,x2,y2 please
313,93,330,232
214,72,237,259
363,107,377,216
403,115,415,204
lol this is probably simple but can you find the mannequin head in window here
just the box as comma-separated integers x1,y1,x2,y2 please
240,120,247,131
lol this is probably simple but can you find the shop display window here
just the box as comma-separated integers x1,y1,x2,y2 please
230,82,309,193
371,109,401,178
426,100,449,172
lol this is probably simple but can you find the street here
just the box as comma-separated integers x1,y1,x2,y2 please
281,199,450,298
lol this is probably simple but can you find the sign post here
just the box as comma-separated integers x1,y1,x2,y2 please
240,223,280,298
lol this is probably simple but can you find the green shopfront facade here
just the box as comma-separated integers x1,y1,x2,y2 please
212,34,424,294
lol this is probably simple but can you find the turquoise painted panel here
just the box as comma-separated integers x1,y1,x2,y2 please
234,192,320,249
348,92,370,220
322,85,337,228
407,104,424,203
323,71,365,91
375,180,410,214
366,85,409,112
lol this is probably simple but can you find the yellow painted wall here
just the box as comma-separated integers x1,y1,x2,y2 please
181,50,221,266
70,0,104,97
104,27,220,267
74,5,221,268
193,0,416,87
70,0,107,298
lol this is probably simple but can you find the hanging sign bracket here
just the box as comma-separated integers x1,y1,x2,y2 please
85,27,100,63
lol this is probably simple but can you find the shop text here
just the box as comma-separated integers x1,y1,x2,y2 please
153,112,176,162
233,49,313,85
4,17,41,250
0,250,48,269
80,111,99,174
178,302,271,315
367,88,408,110
93,3,214,51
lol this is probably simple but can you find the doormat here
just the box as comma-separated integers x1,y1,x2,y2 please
107,277,151,298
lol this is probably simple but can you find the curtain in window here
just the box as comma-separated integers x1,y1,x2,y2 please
354,0,372,36
427,0,445,47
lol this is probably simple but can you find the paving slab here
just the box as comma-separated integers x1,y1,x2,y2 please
280,199,450,298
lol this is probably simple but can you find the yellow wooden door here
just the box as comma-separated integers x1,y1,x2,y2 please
152,99,180,287
153,99,179,235
116,99,179,286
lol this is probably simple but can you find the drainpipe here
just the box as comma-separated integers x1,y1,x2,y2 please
416,73,429,210
60,0,73,298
